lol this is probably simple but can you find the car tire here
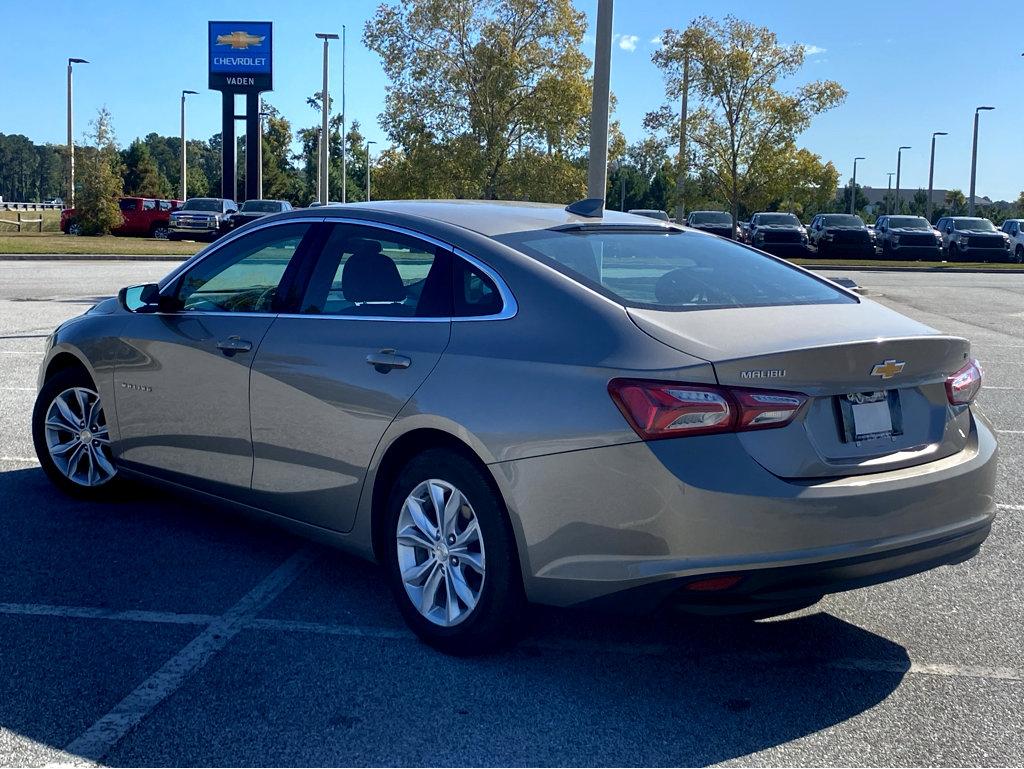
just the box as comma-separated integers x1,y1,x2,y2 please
150,224,169,240
1014,245,1024,264
383,448,525,655
949,243,960,262
32,367,122,500
67,221,81,236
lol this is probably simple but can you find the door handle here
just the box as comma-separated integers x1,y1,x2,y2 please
217,336,253,356
366,349,411,373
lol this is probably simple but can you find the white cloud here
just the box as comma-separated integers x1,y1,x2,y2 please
802,44,827,56
618,34,639,52
650,35,662,46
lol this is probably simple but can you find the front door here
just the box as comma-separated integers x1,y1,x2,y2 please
249,222,453,531
113,221,316,495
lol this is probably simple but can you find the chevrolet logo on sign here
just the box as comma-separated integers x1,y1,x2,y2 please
871,360,906,379
216,31,266,49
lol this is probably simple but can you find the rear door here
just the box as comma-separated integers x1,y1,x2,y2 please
114,220,318,495
248,221,453,531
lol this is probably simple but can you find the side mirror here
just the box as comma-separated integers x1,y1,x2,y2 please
118,283,163,313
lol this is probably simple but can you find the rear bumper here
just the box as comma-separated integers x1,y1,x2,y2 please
494,413,997,609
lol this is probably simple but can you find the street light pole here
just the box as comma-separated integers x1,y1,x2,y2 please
341,25,347,204
675,53,689,224
850,157,865,215
895,146,910,215
257,108,271,200
179,90,198,202
969,106,994,216
66,57,88,208
926,131,947,223
315,33,339,204
365,140,376,202
586,0,614,205
886,172,895,215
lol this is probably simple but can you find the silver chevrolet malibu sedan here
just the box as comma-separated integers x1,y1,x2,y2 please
33,200,997,654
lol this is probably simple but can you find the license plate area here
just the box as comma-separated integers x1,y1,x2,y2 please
837,390,903,443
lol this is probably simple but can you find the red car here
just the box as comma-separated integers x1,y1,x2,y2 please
61,197,183,239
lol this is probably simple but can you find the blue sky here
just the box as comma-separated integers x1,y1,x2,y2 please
2,0,1022,200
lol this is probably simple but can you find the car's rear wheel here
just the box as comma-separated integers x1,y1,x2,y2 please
32,368,120,498
384,449,524,655
1014,245,1024,264
150,224,169,240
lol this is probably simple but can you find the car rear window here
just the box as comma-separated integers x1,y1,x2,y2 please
496,228,855,311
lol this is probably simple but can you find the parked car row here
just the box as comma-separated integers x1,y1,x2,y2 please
61,196,293,241
678,208,1021,263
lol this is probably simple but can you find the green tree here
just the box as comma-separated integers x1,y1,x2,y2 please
945,189,967,216
122,139,170,197
647,16,846,233
76,108,124,234
364,0,595,200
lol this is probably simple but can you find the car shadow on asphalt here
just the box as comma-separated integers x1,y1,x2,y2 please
0,466,909,766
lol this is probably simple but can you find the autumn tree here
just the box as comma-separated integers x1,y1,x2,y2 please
364,0,596,200
76,107,124,235
647,16,846,233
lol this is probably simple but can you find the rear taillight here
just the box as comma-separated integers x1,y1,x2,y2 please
946,358,983,405
608,379,807,441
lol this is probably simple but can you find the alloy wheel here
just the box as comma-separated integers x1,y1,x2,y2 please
396,479,486,627
43,386,116,487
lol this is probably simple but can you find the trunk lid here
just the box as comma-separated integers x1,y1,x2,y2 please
628,301,972,479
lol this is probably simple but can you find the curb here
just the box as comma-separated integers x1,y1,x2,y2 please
800,264,1024,274
0,254,190,261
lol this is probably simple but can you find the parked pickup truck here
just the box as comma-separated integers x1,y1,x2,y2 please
61,197,183,238
168,197,238,241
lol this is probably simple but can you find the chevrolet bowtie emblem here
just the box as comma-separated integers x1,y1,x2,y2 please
871,360,906,379
216,31,266,49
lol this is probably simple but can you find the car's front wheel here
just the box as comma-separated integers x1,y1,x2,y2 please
1014,245,1024,264
32,368,120,498
384,449,524,655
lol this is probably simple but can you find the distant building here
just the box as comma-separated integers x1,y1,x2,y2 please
856,186,992,215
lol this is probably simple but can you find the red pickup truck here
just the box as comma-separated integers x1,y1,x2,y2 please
61,197,183,239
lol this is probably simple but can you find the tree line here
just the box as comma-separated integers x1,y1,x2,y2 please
6,1,1021,230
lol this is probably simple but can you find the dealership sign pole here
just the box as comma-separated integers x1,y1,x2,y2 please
208,21,273,202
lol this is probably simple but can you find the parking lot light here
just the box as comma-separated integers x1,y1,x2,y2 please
365,140,376,202
180,90,199,202
66,58,88,208
314,33,340,205
969,107,994,216
850,157,865,215
895,146,911,216
927,132,947,224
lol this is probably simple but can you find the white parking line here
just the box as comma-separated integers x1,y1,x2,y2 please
0,350,43,355
998,504,1024,512
982,386,1022,390
997,430,1024,435
0,456,39,464
62,548,318,765
0,387,34,391
0,603,214,625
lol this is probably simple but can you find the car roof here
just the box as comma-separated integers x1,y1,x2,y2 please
302,199,674,237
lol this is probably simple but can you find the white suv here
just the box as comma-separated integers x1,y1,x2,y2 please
999,219,1024,263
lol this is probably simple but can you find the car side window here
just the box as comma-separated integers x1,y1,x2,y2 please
300,223,451,318
119,199,136,212
158,200,171,211
174,222,311,313
453,257,503,317
142,199,157,211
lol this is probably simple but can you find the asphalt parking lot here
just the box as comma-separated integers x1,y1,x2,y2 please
0,260,1021,767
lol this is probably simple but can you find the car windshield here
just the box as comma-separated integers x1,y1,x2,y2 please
496,228,854,312
888,217,930,229
953,218,996,232
756,213,801,226
181,199,222,212
822,215,864,227
689,212,733,225
240,200,282,213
